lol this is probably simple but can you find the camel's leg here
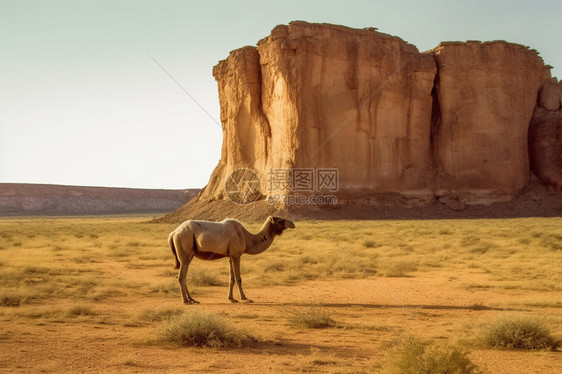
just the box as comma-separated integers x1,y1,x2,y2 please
174,235,198,304
177,258,198,304
227,258,238,303
177,261,189,303
231,256,253,303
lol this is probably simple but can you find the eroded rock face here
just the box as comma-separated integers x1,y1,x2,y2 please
538,84,562,111
194,22,554,209
432,41,551,202
199,47,270,201
529,109,562,191
258,23,437,198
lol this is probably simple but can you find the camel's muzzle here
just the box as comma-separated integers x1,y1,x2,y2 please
284,219,296,229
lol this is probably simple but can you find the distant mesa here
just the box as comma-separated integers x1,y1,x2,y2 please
161,22,562,221
0,183,199,216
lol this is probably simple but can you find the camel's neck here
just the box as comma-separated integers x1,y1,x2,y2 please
244,220,276,255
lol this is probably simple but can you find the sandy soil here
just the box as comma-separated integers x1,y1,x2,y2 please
1,273,560,373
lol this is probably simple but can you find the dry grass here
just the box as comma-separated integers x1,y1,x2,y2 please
480,316,560,351
239,218,562,292
380,336,478,374
1,216,561,307
65,304,96,317
160,310,249,347
0,217,175,305
288,305,337,329
0,290,33,307
0,216,561,372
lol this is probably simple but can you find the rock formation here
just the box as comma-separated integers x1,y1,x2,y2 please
260,24,437,198
199,47,271,203
203,23,438,205
538,84,562,111
529,108,562,192
164,21,559,221
432,41,551,203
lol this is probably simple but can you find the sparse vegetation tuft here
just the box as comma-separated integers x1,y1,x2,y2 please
135,307,184,323
0,293,24,307
161,310,248,347
288,305,337,329
0,289,36,306
481,316,559,350
188,270,225,286
380,260,418,277
65,304,96,317
380,336,478,374
363,239,379,248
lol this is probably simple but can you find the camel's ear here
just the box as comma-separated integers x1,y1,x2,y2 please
284,219,295,229
269,216,275,224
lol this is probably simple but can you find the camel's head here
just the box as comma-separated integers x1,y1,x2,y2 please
269,216,296,236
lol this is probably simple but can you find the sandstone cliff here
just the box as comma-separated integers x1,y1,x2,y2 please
163,22,559,221
200,47,271,202
262,24,438,198
432,41,551,202
528,79,562,192
204,23,438,204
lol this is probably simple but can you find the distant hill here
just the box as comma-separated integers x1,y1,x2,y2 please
0,183,200,216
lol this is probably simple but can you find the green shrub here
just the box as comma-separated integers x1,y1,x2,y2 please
482,316,559,350
161,310,246,347
381,336,478,374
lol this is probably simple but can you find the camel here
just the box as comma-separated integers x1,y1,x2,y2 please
168,216,295,304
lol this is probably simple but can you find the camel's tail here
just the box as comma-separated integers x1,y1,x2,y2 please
168,232,180,270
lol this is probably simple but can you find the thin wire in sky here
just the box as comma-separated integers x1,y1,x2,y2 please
146,51,256,163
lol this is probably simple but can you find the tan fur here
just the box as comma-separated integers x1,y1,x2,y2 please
167,233,177,269
168,216,295,304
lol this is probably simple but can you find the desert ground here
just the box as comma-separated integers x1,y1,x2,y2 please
0,216,560,373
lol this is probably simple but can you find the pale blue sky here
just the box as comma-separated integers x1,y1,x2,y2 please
1,0,560,189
